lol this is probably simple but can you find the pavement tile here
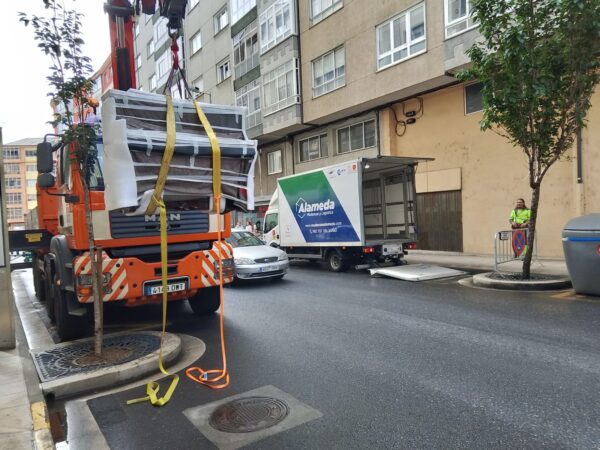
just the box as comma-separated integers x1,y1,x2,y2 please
0,431,31,450
0,404,32,433
0,391,30,410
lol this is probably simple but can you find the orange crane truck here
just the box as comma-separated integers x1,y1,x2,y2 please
11,0,246,341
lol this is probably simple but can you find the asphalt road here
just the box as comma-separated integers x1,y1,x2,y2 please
72,263,600,449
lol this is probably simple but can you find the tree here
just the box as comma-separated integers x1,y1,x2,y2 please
459,0,600,279
20,1,105,353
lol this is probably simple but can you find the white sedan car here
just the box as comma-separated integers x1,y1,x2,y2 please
227,230,289,281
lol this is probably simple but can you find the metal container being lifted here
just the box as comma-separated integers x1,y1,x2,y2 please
562,213,600,296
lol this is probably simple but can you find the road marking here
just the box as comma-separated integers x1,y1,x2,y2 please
31,401,50,430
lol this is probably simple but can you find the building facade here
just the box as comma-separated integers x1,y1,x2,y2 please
132,0,599,257
1,138,42,230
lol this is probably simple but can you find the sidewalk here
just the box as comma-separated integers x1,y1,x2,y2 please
405,250,569,277
0,271,53,450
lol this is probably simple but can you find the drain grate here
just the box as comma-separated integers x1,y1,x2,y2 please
209,396,290,433
32,333,160,382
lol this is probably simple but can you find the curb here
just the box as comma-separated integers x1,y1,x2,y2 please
472,272,572,291
33,331,181,399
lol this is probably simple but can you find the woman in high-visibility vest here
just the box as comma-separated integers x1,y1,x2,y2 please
509,198,531,229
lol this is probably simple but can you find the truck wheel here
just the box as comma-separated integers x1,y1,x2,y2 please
32,256,45,302
327,250,349,273
44,275,55,323
188,286,221,315
53,277,85,342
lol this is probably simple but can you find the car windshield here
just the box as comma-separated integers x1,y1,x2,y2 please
227,231,264,248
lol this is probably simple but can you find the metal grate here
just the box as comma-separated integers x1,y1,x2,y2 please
110,210,209,238
31,333,160,382
209,397,289,433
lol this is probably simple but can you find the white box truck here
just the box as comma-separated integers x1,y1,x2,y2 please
262,156,424,271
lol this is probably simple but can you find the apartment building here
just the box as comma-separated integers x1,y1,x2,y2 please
1,138,42,230
132,0,599,257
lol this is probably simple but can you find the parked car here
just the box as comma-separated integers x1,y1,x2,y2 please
227,230,289,281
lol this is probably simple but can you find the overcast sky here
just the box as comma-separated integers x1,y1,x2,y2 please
0,0,110,144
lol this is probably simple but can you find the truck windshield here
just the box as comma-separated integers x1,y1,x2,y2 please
226,231,264,248
86,141,105,190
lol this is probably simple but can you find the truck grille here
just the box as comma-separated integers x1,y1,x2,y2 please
255,257,278,263
109,211,209,239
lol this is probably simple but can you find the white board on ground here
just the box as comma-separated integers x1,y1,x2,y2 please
369,264,467,281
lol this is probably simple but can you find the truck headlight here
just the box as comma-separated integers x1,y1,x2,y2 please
78,273,111,286
234,257,255,265
214,258,234,271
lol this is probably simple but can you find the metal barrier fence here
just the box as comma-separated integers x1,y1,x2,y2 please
494,229,538,271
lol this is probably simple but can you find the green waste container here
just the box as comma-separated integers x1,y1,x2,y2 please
562,214,600,296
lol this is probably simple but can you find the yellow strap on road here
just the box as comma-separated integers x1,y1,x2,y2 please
128,93,179,407
127,199,179,407
145,94,176,216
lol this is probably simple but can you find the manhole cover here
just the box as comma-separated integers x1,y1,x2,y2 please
31,333,160,382
209,396,289,433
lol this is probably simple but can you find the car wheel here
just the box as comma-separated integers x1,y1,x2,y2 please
188,286,221,315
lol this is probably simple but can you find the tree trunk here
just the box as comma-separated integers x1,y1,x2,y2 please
522,184,541,279
82,183,103,356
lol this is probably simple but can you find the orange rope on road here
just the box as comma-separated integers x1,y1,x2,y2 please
185,193,230,390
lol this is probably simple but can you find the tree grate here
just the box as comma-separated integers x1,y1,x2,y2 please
31,333,160,382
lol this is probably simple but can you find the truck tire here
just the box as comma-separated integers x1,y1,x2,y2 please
33,256,46,303
327,250,349,273
188,286,221,315
53,276,85,341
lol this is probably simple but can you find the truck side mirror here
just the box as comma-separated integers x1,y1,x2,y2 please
38,173,55,189
37,142,54,173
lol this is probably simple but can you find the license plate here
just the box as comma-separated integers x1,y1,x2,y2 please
146,281,186,295
260,266,278,273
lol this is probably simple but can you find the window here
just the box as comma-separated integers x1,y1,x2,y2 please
193,76,204,94
337,119,376,154
376,3,426,70
262,58,300,116
233,28,259,78
7,208,23,220
134,23,139,37
26,149,37,157
3,148,19,159
298,134,328,162
231,0,256,25
147,39,155,58
465,82,483,114
26,164,36,172
214,8,229,34
312,46,345,97
154,17,169,46
236,79,261,128
156,51,170,84
28,194,36,202
191,31,202,54
217,59,231,83
259,0,295,53
445,0,476,38
189,0,200,10
27,179,36,187
135,54,141,70
263,212,278,233
267,150,282,175
149,74,157,90
5,163,20,174
310,0,343,25
7,193,22,205
5,178,21,189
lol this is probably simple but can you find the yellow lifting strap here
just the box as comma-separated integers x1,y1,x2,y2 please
128,94,179,407
128,92,226,406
